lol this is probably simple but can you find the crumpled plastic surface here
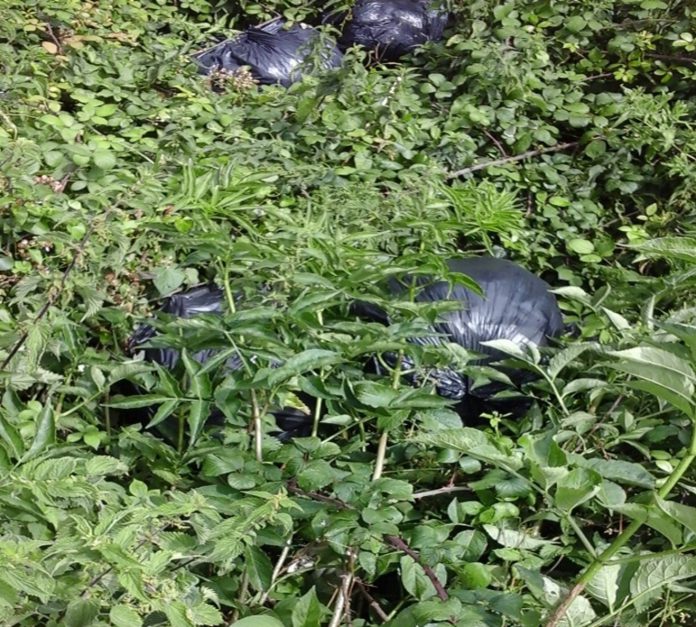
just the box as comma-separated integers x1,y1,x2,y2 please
354,256,564,402
329,0,448,60
194,19,343,87
127,285,312,440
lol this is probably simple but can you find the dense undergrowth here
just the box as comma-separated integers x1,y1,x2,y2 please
1,1,696,625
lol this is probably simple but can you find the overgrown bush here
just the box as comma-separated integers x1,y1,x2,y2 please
0,1,695,626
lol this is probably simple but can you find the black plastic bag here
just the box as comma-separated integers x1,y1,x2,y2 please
328,0,448,61
126,285,313,440
353,256,564,405
194,19,343,87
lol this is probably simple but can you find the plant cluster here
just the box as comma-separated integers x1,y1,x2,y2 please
0,1,695,626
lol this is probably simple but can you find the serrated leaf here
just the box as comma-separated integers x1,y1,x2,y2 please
110,605,143,627
417,428,524,470
85,455,127,476
483,525,553,550
153,267,186,296
188,603,224,626
547,344,595,380
632,236,696,264
629,554,696,613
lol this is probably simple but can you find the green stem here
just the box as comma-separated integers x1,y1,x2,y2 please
311,397,323,438
545,422,696,627
372,351,403,482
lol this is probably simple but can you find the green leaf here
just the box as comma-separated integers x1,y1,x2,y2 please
656,496,696,535
266,349,342,387
586,563,621,611
554,468,602,512
567,238,595,255
632,236,696,264
565,16,587,32
92,149,116,170
65,599,99,627
615,503,683,545
291,586,322,627
546,343,595,380
230,618,284,627
21,401,55,462
188,603,224,626
483,525,553,550
460,562,492,588
418,428,524,470
629,554,696,613
573,457,655,489
153,266,186,296
107,394,178,409
354,381,399,407
110,605,143,627
245,545,273,593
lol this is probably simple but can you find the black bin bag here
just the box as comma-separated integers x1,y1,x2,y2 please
125,285,313,441
194,19,343,87
353,257,565,414
328,0,448,61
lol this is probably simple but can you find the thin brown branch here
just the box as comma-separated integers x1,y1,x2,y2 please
482,129,508,157
544,582,585,627
385,535,448,601
355,580,389,622
447,141,579,179
286,479,354,510
646,52,695,65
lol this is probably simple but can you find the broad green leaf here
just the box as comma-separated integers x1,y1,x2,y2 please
65,599,99,627
483,525,553,550
0,414,24,459
656,496,696,535
354,381,399,407
418,428,524,470
547,343,596,380
21,401,55,462
266,349,342,387
92,149,116,170
188,603,224,626
586,563,621,611
400,555,446,601
554,468,602,511
615,504,682,546
629,554,696,613
153,267,186,296
244,545,273,593
572,457,655,489
110,605,143,627
146,398,180,428
85,455,127,476
291,586,322,627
